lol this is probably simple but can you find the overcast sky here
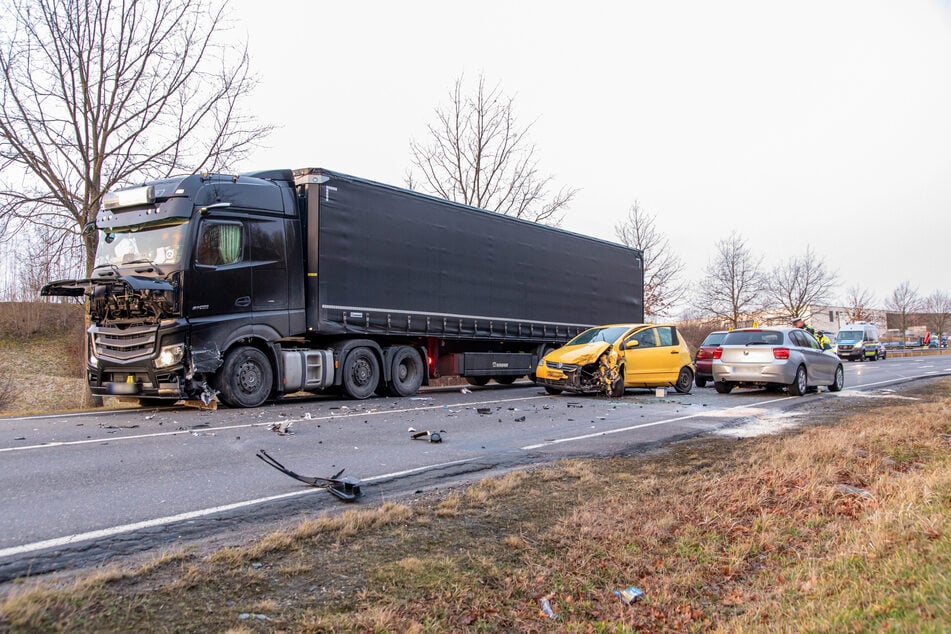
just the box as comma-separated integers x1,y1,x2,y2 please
229,0,951,310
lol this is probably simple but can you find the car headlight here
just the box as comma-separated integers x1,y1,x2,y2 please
155,344,185,369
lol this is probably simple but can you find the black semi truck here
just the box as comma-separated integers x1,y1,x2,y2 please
42,168,644,408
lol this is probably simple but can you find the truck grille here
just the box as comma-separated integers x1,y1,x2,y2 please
94,324,159,361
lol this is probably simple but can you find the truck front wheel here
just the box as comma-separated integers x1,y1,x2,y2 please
386,346,423,397
342,347,380,400
216,346,273,408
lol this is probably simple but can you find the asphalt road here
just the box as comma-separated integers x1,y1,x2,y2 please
0,355,948,581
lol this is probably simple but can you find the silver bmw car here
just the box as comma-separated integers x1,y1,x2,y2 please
711,327,844,395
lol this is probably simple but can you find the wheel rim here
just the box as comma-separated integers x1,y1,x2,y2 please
351,357,372,387
237,360,263,395
677,369,691,391
797,368,807,393
835,367,843,389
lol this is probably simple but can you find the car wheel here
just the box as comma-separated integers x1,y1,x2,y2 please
609,372,625,398
789,365,807,396
829,365,844,392
674,367,693,394
714,381,733,394
544,386,562,395
216,346,273,408
695,376,707,388
341,347,380,400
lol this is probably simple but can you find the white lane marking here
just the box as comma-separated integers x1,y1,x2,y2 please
0,395,548,454
0,458,476,559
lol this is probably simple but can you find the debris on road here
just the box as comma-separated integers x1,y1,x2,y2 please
269,420,294,435
514,416,526,422
460,387,471,394
477,407,492,415
539,595,557,619
411,430,443,443
256,450,362,502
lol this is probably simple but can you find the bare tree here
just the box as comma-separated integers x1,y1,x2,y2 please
0,0,270,276
614,201,686,318
843,285,877,323
767,246,838,320
694,232,766,328
923,290,951,338
886,280,921,347
407,73,576,225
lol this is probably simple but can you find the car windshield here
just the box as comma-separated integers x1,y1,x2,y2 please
567,325,630,345
837,330,862,342
701,332,726,346
722,330,785,346
94,221,188,268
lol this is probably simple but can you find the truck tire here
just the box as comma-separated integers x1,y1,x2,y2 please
216,346,273,408
466,377,489,387
342,347,380,400
386,346,423,397
544,386,562,395
674,367,693,394
495,376,517,385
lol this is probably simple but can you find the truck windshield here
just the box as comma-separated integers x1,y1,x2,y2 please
95,222,188,268
568,325,630,345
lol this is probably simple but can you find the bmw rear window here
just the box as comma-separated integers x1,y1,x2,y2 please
701,332,726,346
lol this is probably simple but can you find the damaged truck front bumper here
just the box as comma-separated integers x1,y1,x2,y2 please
87,320,195,400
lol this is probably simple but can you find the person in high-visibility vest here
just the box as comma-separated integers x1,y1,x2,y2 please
792,317,832,350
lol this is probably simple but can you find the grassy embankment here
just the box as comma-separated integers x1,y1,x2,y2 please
0,301,87,415
1,374,949,631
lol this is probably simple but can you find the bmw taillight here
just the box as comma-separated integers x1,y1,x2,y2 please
773,347,790,360
713,347,723,360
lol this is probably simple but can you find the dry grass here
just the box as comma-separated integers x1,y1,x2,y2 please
0,301,88,414
1,380,950,632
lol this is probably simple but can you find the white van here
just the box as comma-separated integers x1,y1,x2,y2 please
836,322,880,361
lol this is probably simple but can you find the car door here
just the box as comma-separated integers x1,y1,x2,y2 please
622,327,668,386
791,329,834,384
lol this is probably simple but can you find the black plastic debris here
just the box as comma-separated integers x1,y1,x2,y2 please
514,416,526,422
477,407,492,415
411,430,442,443
256,450,362,501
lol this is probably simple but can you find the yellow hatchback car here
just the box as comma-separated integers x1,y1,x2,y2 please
535,323,695,397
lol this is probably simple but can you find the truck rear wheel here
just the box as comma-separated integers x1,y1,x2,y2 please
386,346,423,397
216,346,273,408
494,376,517,385
342,347,380,400
466,377,489,387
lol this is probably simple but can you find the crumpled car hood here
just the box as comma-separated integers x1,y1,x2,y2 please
544,342,612,366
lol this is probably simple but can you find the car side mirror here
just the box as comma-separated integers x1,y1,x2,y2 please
624,339,639,349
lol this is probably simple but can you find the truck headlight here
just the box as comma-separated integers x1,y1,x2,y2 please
155,344,185,369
